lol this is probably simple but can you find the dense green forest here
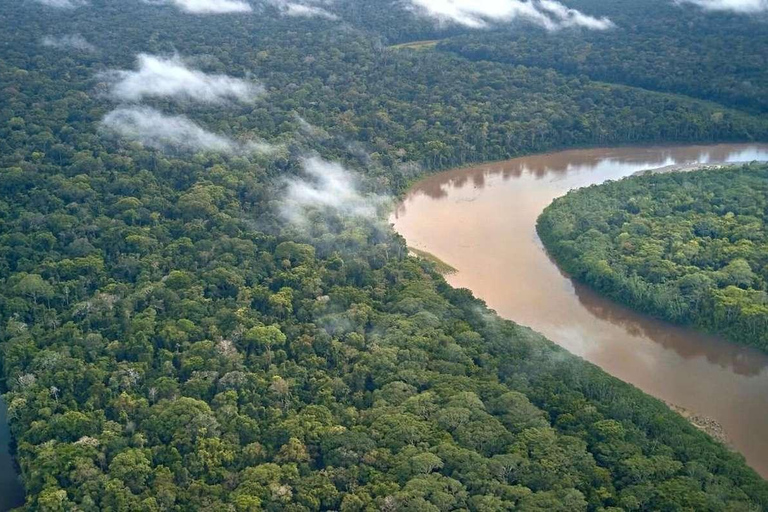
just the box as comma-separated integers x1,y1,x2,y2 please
538,165,768,352
2,0,768,510
437,0,768,114
339,0,768,114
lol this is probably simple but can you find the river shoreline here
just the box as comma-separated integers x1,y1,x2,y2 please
408,248,457,275
633,160,767,176
665,401,731,447
391,143,768,477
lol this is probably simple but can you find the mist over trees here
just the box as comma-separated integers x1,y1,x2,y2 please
2,0,768,509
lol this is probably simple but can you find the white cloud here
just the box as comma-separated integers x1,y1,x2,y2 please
102,54,262,104
143,0,253,14
101,107,271,154
266,0,338,18
294,114,330,138
537,0,616,29
404,0,614,30
41,34,96,52
283,3,337,18
33,0,87,7
281,157,388,227
675,0,768,12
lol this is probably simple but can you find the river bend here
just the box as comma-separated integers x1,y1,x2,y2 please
392,144,768,477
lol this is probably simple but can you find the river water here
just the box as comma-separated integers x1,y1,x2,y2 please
391,144,768,477
0,395,24,510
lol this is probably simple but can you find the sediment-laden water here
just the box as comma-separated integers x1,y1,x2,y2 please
392,144,768,477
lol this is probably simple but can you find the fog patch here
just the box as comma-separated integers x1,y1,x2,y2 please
41,34,95,52
404,0,614,30
267,0,338,18
294,114,329,138
102,54,262,105
283,3,337,18
675,0,767,12
101,107,273,155
281,157,389,228
33,0,87,7
143,0,253,14
538,0,616,29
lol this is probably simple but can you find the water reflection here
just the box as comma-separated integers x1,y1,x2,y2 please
392,143,768,477
571,279,768,377
409,145,768,201
535,247,768,377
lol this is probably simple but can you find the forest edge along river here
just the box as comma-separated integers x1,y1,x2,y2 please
391,144,768,478
1,145,767,509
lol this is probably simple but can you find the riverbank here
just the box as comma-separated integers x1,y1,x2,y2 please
408,248,457,275
666,401,731,447
633,160,767,176
391,143,768,477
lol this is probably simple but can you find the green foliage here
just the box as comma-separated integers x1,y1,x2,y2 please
439,0,768,114
538,164,768,350
0,0,767,510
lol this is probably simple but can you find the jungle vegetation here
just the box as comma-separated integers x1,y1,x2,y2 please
2,0,768,510
538,165,768,352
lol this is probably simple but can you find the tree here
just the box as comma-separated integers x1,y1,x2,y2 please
276,437,310,464
109,449,153,494
245,325,287,365
15,273,54,306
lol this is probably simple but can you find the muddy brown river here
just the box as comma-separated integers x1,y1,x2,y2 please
391,144,768,477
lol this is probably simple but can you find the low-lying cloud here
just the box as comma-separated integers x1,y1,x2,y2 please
34,0,87,7
283,3,337,18
538,0,615,29
41,34,95,52
267,0,338,18
143,0,253,14
101,107,271,154
676,0,768,12
405,0,614,30
102,54,262,104
281,157,388,227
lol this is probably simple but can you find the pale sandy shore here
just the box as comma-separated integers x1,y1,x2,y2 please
666,402,731,447
633,160,766,177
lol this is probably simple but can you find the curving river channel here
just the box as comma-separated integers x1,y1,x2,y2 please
391,143,768,478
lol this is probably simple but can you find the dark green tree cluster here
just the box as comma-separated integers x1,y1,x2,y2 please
538,164,768,351
1,0,768,510
438,0,768,114
2,0,767,180
3,152,768,510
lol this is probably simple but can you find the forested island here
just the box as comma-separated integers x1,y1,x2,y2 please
2,0,768,510
538,164,768,351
